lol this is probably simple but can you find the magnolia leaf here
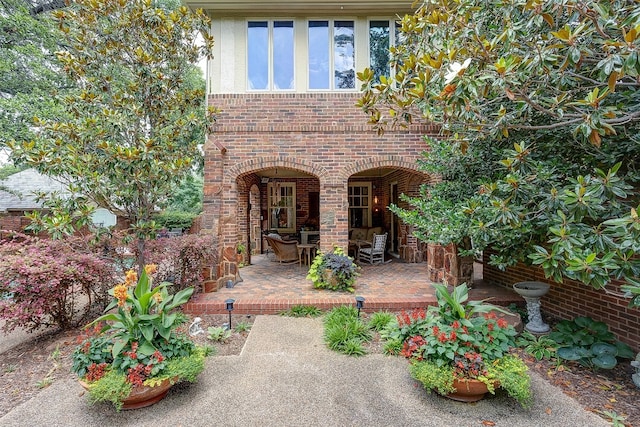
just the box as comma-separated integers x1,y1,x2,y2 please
542,13,554,27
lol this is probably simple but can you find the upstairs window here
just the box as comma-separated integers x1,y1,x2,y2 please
308,20,355,90
369,20,403,83
247,21,294,90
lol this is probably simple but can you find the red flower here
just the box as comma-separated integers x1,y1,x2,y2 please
432,326,440,336
497,318,508,329
452,321,460,329
487,322,494,331
449,331,457,341
438,333,448,343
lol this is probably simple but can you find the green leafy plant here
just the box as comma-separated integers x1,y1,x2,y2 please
631,353,640,389
207,326,231,342
307,247,359,293
35,377,54,389
549,317,634,370
71,265,208,411
281,305,323,318
598,410,627,427
387,283,531,407
234,321,251,333
8,0,217,271
358,0,640,305
368,311,395,332
410,354,530,407
516,331,557,361
323,306,371,356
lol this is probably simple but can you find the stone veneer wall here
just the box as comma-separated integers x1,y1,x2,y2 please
483,251,640,351
426,243,473,285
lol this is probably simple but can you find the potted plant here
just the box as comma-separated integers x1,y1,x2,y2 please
388,283,531,407
72,265,210,411
236,242,247,264
307,247,359,293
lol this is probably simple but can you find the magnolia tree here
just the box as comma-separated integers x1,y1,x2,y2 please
359,0,640,304
9,0,217,270
0,0,70,162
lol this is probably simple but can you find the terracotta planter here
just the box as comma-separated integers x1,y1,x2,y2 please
80,378,174,410
446,378,497,403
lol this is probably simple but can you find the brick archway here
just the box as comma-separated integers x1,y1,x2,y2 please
228,157,328,183
341,156,427,181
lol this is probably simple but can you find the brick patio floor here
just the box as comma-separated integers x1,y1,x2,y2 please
183,254,521,315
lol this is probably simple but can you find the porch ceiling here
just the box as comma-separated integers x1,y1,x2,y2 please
185,0,415,15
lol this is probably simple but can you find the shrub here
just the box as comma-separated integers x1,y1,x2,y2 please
0,232,117,332
88,232,219,296
154,210,198,231
136,234,218,295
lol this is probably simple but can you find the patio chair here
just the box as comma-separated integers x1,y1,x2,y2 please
358,233,387,265
264,235,299,264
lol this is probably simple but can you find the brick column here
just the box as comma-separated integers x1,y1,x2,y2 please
319,181,348,253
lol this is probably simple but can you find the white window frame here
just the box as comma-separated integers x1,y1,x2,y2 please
247,19,295,92
268,182,297,233
307,19,356,91
348,182,373,228
367,19,403,82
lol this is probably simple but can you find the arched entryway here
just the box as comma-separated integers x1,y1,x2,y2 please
346,162,430,263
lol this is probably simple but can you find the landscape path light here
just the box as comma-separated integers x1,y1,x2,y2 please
225,298,235,330
355,296,365,318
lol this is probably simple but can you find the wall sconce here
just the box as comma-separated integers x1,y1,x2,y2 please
355,296,365,318
374,195,379,205
225,298,235,329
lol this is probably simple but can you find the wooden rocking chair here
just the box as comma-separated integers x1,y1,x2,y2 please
358,233,387,265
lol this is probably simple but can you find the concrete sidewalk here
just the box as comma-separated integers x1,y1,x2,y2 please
0,316,608,427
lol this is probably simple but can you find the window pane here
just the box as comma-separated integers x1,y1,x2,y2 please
369,21,390,82
334,21,354,89
248,22,268,90
273,21,294,90
309,21,329,89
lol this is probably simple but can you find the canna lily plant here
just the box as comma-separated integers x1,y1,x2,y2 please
72,265,210,411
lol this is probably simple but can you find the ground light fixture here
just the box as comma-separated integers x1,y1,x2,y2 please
225,298,235,329
355,296,365,318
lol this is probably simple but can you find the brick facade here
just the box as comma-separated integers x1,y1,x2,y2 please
202,93,435,287
483,252,640,351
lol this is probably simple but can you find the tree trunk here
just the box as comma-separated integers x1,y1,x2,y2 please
137,237,146,273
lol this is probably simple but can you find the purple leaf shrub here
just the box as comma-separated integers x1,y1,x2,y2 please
0,233,117,332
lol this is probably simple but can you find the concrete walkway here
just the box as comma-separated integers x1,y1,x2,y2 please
0,316,607,427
